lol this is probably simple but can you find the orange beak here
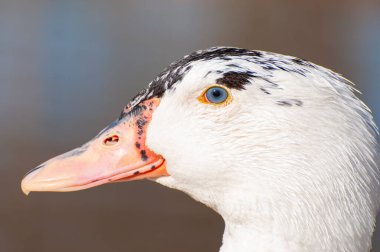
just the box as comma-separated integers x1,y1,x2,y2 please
21,98,168,195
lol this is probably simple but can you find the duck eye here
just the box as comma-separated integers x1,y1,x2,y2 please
205,86,229,104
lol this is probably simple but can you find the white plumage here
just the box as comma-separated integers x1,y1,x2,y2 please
147,48,380,251
22,47,380,252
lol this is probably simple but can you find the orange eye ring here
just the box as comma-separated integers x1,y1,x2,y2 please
198,84,232,106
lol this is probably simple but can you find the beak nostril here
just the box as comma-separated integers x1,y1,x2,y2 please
103,135,119,146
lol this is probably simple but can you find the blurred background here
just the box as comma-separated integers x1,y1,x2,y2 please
1,0,380,251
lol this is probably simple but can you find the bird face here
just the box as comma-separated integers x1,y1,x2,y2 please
20,47,380,252
143,60,281,201
20,50,260,196
21,47,379,219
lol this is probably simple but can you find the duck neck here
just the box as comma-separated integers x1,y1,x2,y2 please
220,221,292,252
219,208,303,252
214,185,376,252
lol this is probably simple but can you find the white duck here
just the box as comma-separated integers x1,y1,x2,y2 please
21,47,380,252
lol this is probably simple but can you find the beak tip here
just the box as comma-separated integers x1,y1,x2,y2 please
21,179,31,196
21,165,43,196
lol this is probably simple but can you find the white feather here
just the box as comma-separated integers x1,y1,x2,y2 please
144,49,379,252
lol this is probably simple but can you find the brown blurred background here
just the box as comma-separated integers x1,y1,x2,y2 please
1,0,380,251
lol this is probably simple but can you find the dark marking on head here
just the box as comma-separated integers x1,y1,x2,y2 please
125,48,266,106
276,99,303,107
136,118,147,130
294,99,303,106
119,47,335,118
251,51,263,57
260,87,271,95
220,56,232,61
134,171,140,175
226,64,239,68
135,142,141,149
265,81,281,89
140,150,148,161
276,100,292,106
292,58,314,68
151,165,156,170
204,71,212,78
216,71,255,90
184,65,192,72
119,102,145,120
262,65,276,71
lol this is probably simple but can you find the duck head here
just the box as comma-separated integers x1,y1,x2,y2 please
21,47,379,251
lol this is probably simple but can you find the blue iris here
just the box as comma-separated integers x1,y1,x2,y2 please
205,86,228,104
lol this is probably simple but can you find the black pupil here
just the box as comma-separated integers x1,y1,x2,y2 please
212,89,222,98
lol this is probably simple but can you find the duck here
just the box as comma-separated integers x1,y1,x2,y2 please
21,47,380,252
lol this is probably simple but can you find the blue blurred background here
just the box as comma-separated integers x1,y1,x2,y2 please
1,1,379,251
